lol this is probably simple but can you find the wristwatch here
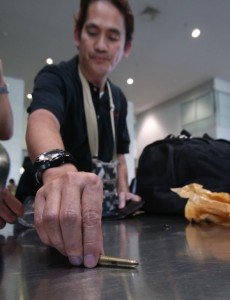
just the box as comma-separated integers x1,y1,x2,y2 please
34,149,76,185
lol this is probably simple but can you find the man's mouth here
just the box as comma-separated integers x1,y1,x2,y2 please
90,55,110,62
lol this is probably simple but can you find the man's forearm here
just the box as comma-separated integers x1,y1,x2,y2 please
0,94,13,140
26,109,64,162
26,109,79,185
117,154,129,193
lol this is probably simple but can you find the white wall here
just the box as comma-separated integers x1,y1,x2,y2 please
126,101,135,183
135,78,230,161
1,76,25,184
136,98,181,159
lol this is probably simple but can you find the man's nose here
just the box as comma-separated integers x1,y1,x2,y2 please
95,35,108,51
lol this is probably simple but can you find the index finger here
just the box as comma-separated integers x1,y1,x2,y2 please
118,192,142,209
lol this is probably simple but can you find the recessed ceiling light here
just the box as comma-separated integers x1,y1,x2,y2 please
191,28,201,38
46,58,53,65
20,167,25,174
27,93,32,99
127,78,134,85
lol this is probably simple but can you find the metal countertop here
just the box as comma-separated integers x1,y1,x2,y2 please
0,214,229,300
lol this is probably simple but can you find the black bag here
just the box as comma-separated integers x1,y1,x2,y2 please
136,130,230,215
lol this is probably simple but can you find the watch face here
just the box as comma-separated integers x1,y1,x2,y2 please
34,150,75,185
37,154,46,162
34,150,74,172
47,152,61,161
36,150,63,162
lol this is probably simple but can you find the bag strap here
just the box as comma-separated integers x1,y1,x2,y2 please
78,66,116,160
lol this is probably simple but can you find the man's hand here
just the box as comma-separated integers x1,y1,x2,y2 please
34,170,104,268
116,154,142,209
0,188,24,229
118,191,141,209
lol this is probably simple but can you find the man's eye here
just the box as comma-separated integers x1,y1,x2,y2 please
88,30,97,37
109,34,120,41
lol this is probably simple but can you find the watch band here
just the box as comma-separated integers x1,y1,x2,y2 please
34,149,76,185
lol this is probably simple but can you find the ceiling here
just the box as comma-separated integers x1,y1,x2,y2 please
1,0,230,115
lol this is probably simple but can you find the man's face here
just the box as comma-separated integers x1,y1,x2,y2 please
75,1,131,83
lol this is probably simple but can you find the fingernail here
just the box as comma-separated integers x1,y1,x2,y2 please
119,202,125,209
84,254,97,268
69,256,83,266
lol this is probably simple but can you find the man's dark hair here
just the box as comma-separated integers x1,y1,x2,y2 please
75,0,134,47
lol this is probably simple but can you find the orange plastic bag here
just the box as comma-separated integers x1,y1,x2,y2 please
171,183,230,225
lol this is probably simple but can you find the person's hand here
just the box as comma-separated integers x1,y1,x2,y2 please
34,169,104,268
0,188,24,229
118,191,142,209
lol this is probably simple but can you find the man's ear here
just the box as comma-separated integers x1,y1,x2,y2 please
74,27,80,49
124,41,132,58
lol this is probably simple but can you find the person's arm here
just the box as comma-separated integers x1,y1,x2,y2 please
117,154,129,193
26,109,78,183
117,154,141,208
26,109,65,161
0,59,13,140
26,109,104,268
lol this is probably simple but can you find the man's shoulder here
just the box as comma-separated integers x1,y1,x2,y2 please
57,56,78,73
36,56,78,80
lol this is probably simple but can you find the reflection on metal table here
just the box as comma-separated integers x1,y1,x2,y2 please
0,214,230,300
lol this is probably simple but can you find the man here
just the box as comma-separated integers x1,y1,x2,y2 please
26,0,140,268
0,59,24,228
